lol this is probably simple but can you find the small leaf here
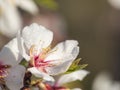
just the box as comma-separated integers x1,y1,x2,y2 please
72,58,81,67
68,58,81,71
19,59,28,68
65,58,88,73
76,64,88,70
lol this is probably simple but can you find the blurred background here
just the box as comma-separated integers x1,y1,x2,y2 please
1,0,120,90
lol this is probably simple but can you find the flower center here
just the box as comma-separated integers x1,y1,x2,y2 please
29,45,53,72
34,56,52,72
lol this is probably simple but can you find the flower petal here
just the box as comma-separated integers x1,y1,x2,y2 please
5,65,25,90
0,38,23,66
28,67,54,82
45,40,79,75
17,31,30,61
46,60,74,75
45,40,79,61
21,23,53,53
16,0,38,15
57,70,89,86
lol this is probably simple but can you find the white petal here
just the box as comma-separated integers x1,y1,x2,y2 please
0,38,23,66
17,31,30,61
21,23,53,51
57,70,89,86
46,60,74,75
16,0,38,14
28,67,54,82
5,65,25,90
0,0,22,38
45,40,79,61
45,40,79,75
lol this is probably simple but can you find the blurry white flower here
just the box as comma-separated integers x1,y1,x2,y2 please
108,0,120,9
40,70,89,90
92,72,120,90
18,23,79,82
0,0,38,38
0,38,25,90
0,0,22,38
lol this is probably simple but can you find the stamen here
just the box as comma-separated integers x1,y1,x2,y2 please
47,47,58,55
0,65,11,78
39,45,51,60
29,44,59,73
29,45,35,57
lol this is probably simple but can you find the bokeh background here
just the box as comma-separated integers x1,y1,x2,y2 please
1,0,120,90
57,0,120,89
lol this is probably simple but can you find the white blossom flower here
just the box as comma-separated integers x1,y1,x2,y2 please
92,72,120,90
0,0,38,38
0,38,25,90
18,23,79,82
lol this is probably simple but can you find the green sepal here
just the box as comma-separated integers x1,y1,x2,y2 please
19,59,28,68
65,58,88,74
34,0,58,10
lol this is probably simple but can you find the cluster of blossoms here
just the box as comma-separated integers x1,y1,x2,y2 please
0,23,89,90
